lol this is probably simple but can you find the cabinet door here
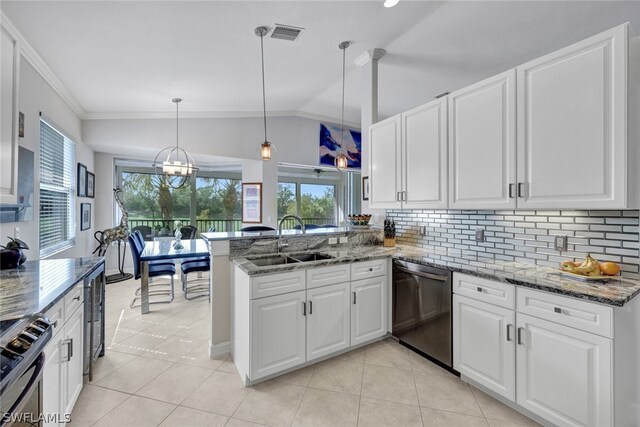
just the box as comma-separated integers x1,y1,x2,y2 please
453,295,515,400
402,98,448,209
369,115,402,209
449,70,516,209
0,25,19,205
251,291,306,380
64,307,84,415
42,334,63,427
306,283,350,362
516,313,612,427
516,24,628,209
351,276,387,346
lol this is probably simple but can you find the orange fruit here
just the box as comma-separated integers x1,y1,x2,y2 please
599,262,620,276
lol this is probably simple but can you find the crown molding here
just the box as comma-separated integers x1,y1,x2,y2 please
1,12,86,118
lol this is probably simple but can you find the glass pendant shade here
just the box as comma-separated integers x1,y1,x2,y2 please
256,26,275,161
335,153,348,170
261,141,272,160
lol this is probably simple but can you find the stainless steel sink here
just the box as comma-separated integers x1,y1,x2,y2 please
288,253,335,262
248,255,301,267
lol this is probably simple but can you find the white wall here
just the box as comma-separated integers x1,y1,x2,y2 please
0,59,94,260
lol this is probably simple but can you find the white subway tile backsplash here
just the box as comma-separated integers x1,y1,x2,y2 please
387,209,640,279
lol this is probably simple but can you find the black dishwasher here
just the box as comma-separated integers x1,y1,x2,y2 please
392,259,453,369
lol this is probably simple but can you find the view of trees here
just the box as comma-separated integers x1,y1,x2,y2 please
277,181,336,220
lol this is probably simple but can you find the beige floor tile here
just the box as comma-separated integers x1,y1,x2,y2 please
182,371,250,416
292,388,360,427
159,406,228,427
414,372,483,417
94,355,173,393
110,330,169,356
335,347,365,364
364,339,412,370
105,325,138,345
357,397,423,427
308,358,364,395
233,380,306,427
141,320,189,338
273,364,316,387
361,364,418,405
471,387,540,426
68,384,129,426
136,363,214,404
408,351,454,377
485,419,541,427
92,395,176,427
145,334,205,362
421,407,489,427
89,350,137,382
178,341,226,370
180,317,211,340
226,418,269,427
217,357,240,374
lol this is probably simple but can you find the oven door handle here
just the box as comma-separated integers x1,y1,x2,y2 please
394,265,449,282
4,352,46,424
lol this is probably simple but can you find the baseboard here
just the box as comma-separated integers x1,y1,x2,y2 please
209,341,231,359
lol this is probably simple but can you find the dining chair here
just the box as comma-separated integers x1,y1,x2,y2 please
180,225,197,239
240,225,275,232
128,234,176,308
180,258,210,301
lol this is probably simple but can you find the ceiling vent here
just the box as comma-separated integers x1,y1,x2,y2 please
270,24,304,42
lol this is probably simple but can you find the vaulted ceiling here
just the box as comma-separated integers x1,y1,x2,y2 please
2,1,639,125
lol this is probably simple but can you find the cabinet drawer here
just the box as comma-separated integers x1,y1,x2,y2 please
64,282,84,319
350,259,387,281
453,273,515,310
306,264,351,289
516,288,613,338
251,270,306,299
45,298,64,339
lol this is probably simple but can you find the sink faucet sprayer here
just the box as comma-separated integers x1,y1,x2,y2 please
278,215,305,253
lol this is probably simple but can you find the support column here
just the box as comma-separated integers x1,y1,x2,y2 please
355,48,386,221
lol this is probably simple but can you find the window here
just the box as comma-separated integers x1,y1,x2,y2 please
277,182,297,217
39,119,76,257
300,183,335,222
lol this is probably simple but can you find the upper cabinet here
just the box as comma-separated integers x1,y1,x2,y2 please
0,23,20,205
516,24,630,209
369,98,448,210
449,70,516,209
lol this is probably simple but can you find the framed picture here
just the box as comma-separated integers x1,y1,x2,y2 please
319,123,362,169
77,163,87,197
241,182,262,223
362,176,369,201
18,112,24,138
86,172,95,198
80,203,91,230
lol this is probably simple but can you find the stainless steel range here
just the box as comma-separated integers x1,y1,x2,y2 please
0,314,53,427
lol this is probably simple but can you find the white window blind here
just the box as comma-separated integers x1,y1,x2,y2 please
39,119,76,258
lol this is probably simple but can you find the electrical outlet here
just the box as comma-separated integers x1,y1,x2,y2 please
554,235,568,251
339,236,348,244
14,227,20,239
419,226,427,236
328,237,338,245
475,228,485,242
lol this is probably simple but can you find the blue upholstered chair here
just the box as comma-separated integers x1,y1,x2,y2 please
180,258,210,300
128,234,176,308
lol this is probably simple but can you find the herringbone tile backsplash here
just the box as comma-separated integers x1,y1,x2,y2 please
386,209,640,279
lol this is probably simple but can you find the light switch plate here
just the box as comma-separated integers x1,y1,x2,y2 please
475,228,485,242
339,237,348,244
328,237,338,245
554,235,568,251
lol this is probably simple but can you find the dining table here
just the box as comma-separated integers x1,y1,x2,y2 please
138,238,210,314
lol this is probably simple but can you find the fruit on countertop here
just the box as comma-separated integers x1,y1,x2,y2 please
599,262,621,276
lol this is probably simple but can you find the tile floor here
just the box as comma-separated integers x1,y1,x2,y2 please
71,277,541,427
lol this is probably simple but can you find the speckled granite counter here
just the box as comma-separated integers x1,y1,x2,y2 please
0,257,105,320
233,245,640,307
202,227,378,242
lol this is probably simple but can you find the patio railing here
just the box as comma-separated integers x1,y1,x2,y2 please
128,217,337,237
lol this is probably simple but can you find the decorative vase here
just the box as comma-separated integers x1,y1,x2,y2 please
173,229,184,249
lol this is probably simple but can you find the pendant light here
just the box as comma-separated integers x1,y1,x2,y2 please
256,26,274,161
335,41,350,171
152,98,198,189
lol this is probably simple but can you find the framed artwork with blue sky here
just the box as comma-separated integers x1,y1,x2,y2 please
319,123,361,169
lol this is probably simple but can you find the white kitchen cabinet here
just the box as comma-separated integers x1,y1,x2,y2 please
516,312,612,427
516,24,629,209
351,276,387,346
42,332,63,427
453,294,515,400
250,290,306,380
449,70,516,209
402,98,448,209
306,282,351,362
369,115,402,209
64,307,84,415
0,23,19,205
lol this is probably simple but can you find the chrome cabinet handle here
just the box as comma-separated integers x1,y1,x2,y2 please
352,292,357,305
309,300,313,315
52,320,59,328
402,191,407,201
554,307,562,314
517,183,527,198
68,338,73,360
517,327,525,345
506,324,514,342
476,287,483,292
509,183,515,198
73,295,81,302
368,267,374,272
302,301,306,316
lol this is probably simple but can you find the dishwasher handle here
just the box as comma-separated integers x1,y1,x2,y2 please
394,264,449,282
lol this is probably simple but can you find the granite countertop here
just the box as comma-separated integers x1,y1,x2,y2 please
233,245,640,307
202,226,378,241
0,257,105,320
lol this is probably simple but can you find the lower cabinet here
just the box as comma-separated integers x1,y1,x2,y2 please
306,282,351,362
42,332,63,426
515,313,612,427
351,277,387,346
64,307,84,415
453,294,515,400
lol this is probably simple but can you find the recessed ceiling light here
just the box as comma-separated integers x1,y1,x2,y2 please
384,0,400,8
